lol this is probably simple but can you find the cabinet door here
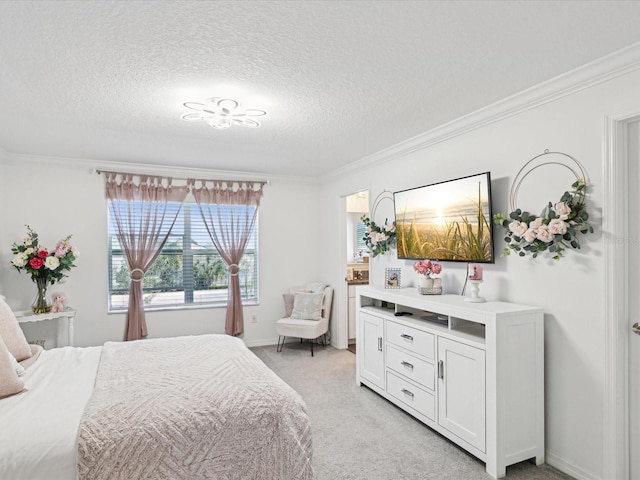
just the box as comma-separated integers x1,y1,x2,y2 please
437,337,486,452
358,311,385,389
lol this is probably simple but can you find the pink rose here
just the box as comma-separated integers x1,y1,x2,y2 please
548,218,568,235
431,263,442,274
529,217,544,229
555,202,571,220
29,257,44,269
37,249,48,259
536,225,553,243
523,228,538,243
508,221,528,237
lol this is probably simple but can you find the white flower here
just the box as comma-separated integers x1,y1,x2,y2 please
555,202,571,220
24,247,34,255
548,218,568,235
12,252,28,267
72,247,80,257
44,256,60,270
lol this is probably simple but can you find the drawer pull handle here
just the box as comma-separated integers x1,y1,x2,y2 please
378,336,383,351
400,333,414,341
400,360,414,370
401,388,414,398
438,360,444,379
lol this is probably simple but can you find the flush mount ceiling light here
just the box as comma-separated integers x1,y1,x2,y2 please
181,97,266,130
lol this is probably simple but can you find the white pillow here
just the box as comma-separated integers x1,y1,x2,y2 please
0,335,25,399
290,292,324,321
0,297,32,361
7,350,26,377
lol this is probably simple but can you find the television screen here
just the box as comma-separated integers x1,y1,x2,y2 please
393,172,494,263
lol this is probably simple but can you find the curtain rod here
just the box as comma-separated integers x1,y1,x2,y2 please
92,168,270,186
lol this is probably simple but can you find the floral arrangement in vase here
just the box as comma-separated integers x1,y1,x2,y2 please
493,179,593,261
360,215,397,257
413,259,442,290
10,226,78,313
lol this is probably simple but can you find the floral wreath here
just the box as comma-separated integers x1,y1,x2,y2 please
361,215,397,257
493,151,594,261
360,190,397,257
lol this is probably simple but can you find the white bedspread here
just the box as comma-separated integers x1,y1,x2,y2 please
0,346,102,480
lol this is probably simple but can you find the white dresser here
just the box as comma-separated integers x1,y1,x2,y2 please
355,286,544,478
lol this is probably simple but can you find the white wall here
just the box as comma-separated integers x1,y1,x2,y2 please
0,157,323,348
319,66,640,479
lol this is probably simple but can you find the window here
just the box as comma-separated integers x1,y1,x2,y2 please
108,202,258,311
355,220,367,254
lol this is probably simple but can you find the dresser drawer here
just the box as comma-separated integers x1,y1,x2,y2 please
386,344,435,391
386,371,435,421
386,320,435,360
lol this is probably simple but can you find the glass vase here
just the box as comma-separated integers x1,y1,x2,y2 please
32,277,52,314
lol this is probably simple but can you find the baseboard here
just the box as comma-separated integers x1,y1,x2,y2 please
546,450,600,480
243,337,278,348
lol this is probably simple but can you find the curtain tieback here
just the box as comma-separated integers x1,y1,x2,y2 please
130,268,145,282
228,264,240,277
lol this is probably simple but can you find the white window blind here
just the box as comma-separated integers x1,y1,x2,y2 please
108,202,258,311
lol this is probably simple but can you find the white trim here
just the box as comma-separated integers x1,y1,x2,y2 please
546,451,600,480
2,151,318,185
603,112,640,480
321,41,640,183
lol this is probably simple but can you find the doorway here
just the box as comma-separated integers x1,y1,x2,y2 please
344,190,369,354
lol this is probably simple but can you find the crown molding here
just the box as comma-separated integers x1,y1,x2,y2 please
320,41,640,183
3,151,318,185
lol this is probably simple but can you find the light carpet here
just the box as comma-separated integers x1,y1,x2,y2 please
251,343,573,480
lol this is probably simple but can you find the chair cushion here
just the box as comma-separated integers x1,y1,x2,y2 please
283,294,295,317
276,317,327,338
290,292,323,320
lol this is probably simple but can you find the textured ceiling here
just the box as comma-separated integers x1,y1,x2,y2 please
1,0,640,178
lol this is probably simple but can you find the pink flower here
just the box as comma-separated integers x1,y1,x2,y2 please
523,228,538,243
29,257,44,269
508,221,528,237
530,217,544,229
548,218,568,235
536,225,553,243
431,263,442,274
413,260,441,276
37,249,48,259
555,202,571,220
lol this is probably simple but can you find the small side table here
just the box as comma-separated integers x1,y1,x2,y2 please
14,308,77,347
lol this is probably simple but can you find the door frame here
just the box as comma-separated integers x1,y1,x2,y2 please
604,111,640,480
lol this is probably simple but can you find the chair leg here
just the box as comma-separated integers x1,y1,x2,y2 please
277,336,286,352
310,338,314,357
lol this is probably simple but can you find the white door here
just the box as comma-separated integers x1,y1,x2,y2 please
437,337,486,452
358,311,385,389
628,119,640,479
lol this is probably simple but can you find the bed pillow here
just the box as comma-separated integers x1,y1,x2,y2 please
0,297,32,362
283,293,295,317
0,335,26,399
8,351,26,377
19,344,43,370
290,292,324,321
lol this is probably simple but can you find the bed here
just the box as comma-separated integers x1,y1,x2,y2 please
0,334,314,480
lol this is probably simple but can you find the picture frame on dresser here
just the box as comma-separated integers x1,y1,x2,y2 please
384,268,401,289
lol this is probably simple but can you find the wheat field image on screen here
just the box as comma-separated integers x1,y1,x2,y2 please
395,177,492,261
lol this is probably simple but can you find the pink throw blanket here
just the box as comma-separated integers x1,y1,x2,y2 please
77,335,313,479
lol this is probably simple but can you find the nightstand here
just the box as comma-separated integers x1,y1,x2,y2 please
14,308,77,347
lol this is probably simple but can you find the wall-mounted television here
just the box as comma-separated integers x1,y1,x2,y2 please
393,172,494,263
